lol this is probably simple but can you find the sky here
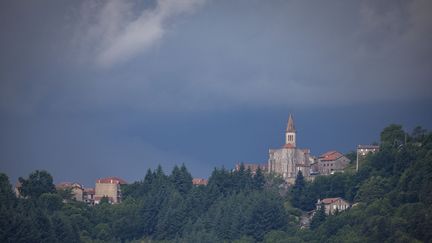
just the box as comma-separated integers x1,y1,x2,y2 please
0,0,431,187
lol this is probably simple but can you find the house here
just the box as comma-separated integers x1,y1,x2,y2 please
356,145,380,171
94,177,127,204
56,182,84,201
192,178,208,186
318,151,350,175
268,114,312,184
83,188,95,205
316,197,350,215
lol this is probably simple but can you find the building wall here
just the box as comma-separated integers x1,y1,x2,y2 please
269,148,311,182
95,183,120,203
72,187,84,201
318,156,350,175
323,200,350,215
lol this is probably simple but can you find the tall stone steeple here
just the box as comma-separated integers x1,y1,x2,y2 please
285,114,296,148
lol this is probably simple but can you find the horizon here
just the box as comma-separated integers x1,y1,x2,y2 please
1,0,431,187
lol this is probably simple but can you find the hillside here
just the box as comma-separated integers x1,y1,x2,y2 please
1,124,431,242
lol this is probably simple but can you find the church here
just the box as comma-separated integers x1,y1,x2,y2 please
268,114,312,184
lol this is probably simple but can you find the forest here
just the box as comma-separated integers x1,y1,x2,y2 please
1,124,431,242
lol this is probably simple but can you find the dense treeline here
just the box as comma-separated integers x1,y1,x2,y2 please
288,124,432,242
1,124,431,242
0,164,287,242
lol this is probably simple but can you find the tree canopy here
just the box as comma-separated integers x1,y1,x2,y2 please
1,124,432,242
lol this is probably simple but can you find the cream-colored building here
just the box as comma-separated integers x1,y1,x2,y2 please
56,182,84,201
316,197,350,215
268,114,311,184
94,177,127,204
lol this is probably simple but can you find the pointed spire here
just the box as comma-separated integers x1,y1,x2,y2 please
286,114,296,132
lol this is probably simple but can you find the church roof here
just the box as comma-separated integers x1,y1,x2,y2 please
286,114,296,132
283,143,295,149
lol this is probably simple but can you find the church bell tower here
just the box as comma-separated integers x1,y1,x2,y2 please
285,114,296,148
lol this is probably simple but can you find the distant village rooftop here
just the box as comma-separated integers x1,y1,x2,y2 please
319,151,344,161
96,176,127,184
192,178,208,186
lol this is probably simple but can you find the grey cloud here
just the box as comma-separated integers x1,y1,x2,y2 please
75,0,206,67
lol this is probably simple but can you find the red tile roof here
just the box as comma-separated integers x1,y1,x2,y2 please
319,151,344,161
283,143,295,149
192,178,208,186
321,197,342,204
96,177,127,184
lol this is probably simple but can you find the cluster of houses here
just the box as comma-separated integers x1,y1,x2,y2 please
235,114,380,218
14,114,379,225
51,176,208,205
53,176,127,205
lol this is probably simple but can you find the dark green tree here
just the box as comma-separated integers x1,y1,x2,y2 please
291,170,307,209
380,124,405,146
39,193,63,212
253,167,266,190
170,164,193,195
18,170,56,199
0,173,15,208
310,204,326,229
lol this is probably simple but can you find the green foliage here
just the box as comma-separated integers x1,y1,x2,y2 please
56,187,74,201
39,193,63,212
0,173,15,208
18,170,56,199
295,125,432,243
1,124,432,242
264,230,304,243
380,124,405,146
310,204,326,229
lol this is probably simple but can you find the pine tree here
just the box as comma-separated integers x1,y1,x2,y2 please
310,204,326,230
253,167,265,190
291,170,306,209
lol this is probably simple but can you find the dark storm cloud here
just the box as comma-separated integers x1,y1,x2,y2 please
0,0,431,184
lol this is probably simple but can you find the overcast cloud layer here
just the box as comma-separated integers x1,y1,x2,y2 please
0,0,431,185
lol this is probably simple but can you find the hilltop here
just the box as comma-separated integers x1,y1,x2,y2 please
1,124,431,242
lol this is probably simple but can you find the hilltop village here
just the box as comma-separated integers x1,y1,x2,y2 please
5,119,431,242
14,114,378,210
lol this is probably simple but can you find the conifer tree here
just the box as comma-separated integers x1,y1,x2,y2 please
291,170,306,209
310,204,326,230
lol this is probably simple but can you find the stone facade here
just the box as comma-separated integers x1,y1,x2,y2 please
94,177,127,204
268,114,311,184
318,151,350,175
56,182,84,201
